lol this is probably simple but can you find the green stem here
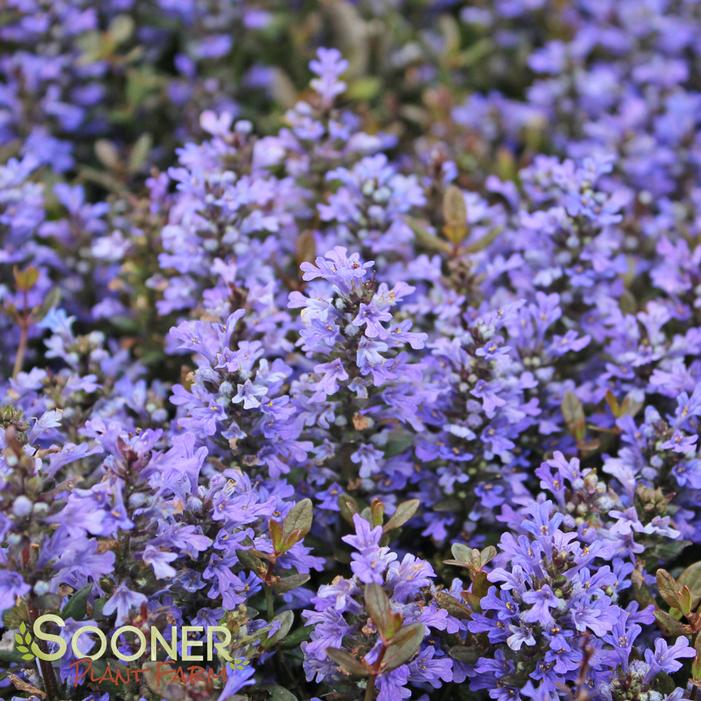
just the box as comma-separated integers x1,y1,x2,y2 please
364,677,376,701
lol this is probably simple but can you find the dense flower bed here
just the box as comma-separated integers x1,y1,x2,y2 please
2,2,701,700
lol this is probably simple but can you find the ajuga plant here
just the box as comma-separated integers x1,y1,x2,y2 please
2,1,701,701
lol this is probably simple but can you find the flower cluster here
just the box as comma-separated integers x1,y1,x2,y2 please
303,512,455,700
2,2,701,700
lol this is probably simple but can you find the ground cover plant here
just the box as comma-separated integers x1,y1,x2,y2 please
2,1,701,700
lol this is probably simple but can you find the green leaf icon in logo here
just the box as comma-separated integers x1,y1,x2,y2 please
14,622,36,661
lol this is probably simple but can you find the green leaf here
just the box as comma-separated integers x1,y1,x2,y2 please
108,14,134,44
383,431,416,458
445,543,485,571
620,393,643,418
407,218,452,254
13,266,39,292
268,686,299,701
480,546,497,567
62,583,93,620
380,623,425,672
109,315,138,333
237,549,266,575
262,610,295,649
692,656,701,682
693,633,701,681
619,290,637,315
365,584,402,640
280,625,311,649
644,538,691,564
462,226,502,254
471,570,490,600
283,499,313,542
272,573,310,594
451,543,471,563
347,76,381,101
679,562,701,596
95,140,121,170
449,645,481,663
326,648,369,677
128,133,152,173
92,597,107,620
433,498,461,513
679,586,693,617
383,499,420,533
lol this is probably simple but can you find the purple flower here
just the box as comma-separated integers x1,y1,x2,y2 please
0,571,30,615
102,583,148,625
142,546,178,579
342,515,397,584
643,636,696,683
521,585,561,628
309,48,348,107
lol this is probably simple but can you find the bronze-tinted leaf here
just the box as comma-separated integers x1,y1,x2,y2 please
656,569,681,609
442,186,468,245
693,633,701,681
370,499,385,528
237,549,266,575
295,231,317,267
339,494,359,525
434,591,472,619
380,623,425,672
561,391,586,441
269,519,284,551
365,584,402,640
654,608,691,637
95,140,121,170
679,585,693,616
8,673,45,699
326,648,369,677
